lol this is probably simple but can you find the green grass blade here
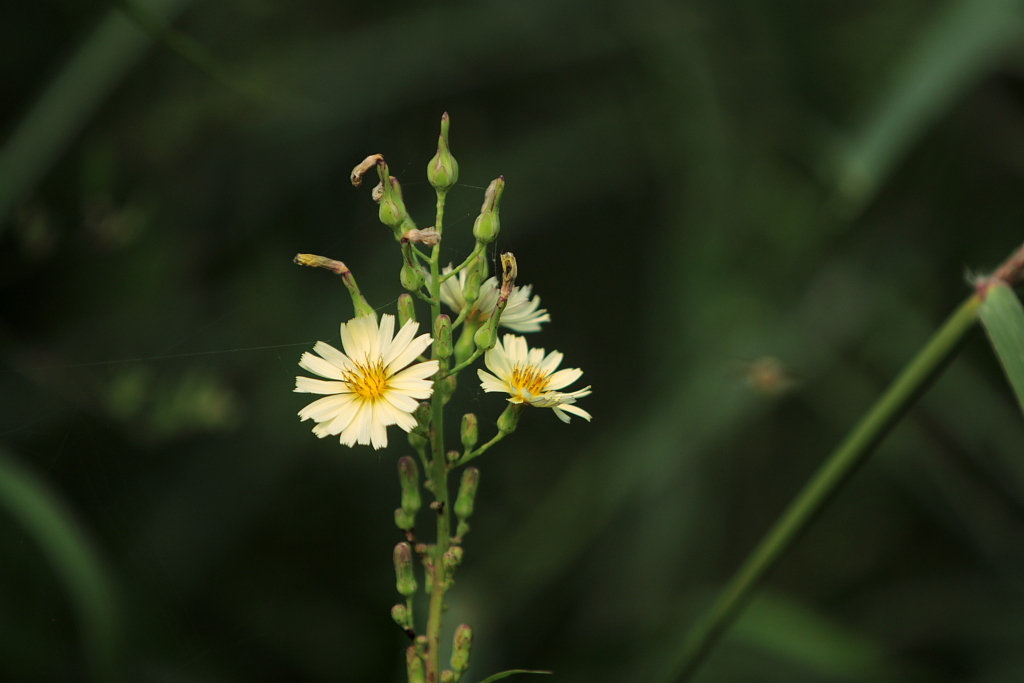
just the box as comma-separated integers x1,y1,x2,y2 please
0,448,120,681
0,0,193,224
475,670,552,683
834,0,1024,214
979,281,1024,417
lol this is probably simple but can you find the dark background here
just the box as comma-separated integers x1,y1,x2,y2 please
2,0,1024,681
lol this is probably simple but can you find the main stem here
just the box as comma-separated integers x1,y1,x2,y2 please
664,294,982,682
425,192,449,683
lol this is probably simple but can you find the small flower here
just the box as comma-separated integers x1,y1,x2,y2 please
477,334,591,423
295,314,439,449
438,266,550,333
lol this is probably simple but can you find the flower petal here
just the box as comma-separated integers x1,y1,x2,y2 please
295,376,351,395
298,352,348,380
546,367,582,391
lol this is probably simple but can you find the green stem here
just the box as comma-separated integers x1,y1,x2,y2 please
425,191,450,683
441,347,484,380
664,294,982,682
455,428,510,468
440,242,484,283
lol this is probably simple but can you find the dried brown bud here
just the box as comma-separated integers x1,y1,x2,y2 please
371,182,384,203
499,252,517,299
351,154,384,187
401,227,441,247
293,253,349,275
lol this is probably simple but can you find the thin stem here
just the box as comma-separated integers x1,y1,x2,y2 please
440,242,484,283
424,190,450,683
663,294,982,682
454,428,509,468
440,347,484,380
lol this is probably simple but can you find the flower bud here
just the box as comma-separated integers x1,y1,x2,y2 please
427,112,459,192
439,375,457,406
497,403,522,435
377,161,411,231
472,176,504,244
395,507,414,531
499,252,517,298
451,624,473,675
401,227,440,247
460,413,478,450
401,263,426,292
442,546,462,575
423,555,435,593
408,429,427,450
454,323,479,366
433,314,452,360
454,467,479,522
414,402,431,429
463,255,485,305
441,670,454,683
398,293,417,327
398,456,421,517
393,542,418,597
474,321,497,352
391,603,410,630
350,153,383,187
406,647,425,683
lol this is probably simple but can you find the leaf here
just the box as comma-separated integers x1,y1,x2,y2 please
834,0,1024,215
978,281,1024,417
475,670,553,683
0,447,120,680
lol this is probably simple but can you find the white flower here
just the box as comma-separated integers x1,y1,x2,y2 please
477,334,591,423
295,314,439,449
438,266,550,333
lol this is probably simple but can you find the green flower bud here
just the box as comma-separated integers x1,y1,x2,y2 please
406,646,425,683
433,314,452,359
427,112,459,192
447,450,460,464
439,374,457,404
393,542,418,597
451,624,473,675
414,635,428,657
441,670,454,683
442,545,463,575
401,263,426,292
463,255,485,305
394,508,414,532
398,293,417,327
408,429,427,450
377,161,411,231
460,413,478,450
454,323,479,365
474,319,498,352
472,176,504,244
423,555,435,593
454,467,479,522
398,456,421,516
391,603,410,630
414,402,431,429
497,403,522,435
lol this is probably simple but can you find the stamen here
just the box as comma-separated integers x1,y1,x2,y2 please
345,359,388,400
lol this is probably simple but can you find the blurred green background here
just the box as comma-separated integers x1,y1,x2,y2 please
3,0,1024,681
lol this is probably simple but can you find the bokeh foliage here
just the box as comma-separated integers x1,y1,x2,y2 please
2,0,1024,681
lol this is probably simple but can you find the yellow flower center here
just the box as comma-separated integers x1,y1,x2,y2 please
510,363,550,398
344,359,388,400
